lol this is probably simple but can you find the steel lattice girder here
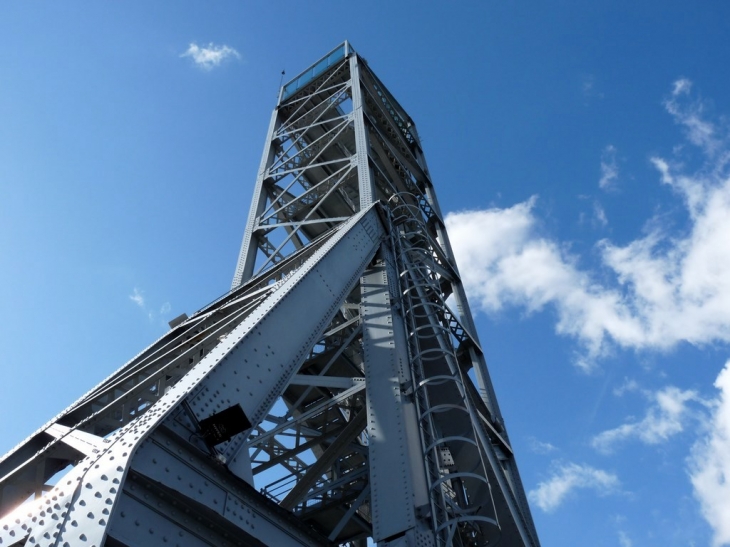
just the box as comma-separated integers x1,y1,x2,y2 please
0,204,386,547
0,41,540,547
229,41,539,546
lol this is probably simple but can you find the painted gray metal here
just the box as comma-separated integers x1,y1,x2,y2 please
0,42,539,547
361,247,429,543
231,108,281,289
0,205,385,546
348,54,376,210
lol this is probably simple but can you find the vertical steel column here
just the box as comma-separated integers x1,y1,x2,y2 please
361,245,431,544
232,108,281,289
349,54,377,210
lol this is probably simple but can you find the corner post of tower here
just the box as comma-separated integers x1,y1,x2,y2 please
415,138,507,426
349,53,377,209
231,106,281,289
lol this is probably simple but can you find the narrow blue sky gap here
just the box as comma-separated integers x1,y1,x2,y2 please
1,2,729,545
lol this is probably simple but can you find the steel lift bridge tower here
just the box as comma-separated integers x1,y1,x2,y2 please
0,43,540,547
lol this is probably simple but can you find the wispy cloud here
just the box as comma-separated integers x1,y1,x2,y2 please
613,378,640,397
599,145,619,190
689,360,730,547
665,78,722,157
592,386,703,453
181,42,240,70
593,201,608,227
129,287,145,308
582,75,604,104
672,78,692,96
128,287,172,325
445,80,730,369
528,461,620,512
582,76,595,96
528,437,558,455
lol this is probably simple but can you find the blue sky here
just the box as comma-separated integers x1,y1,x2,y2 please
2,2,730,545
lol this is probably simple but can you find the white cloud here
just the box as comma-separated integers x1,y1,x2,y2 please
582,76,596,96
593,201,608,227
613,378,640,397
599,145,619,189
618,530,633,547
129,287,145,308
446,80,730,368
672,78,692,96
592,386,702,453
129,288,172,326
528,462,620,512
445,199,643,369
689,360,730,547
528,437,558,455
181,42,240,70
582,75,604,103
665,78,723,156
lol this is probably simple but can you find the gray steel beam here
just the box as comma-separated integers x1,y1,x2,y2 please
349,54,376,209
0,204,386,547
232,108,281,288
361,248,431,543
123,427,332,547
280,410,366,510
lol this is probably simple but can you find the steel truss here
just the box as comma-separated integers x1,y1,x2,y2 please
0,42,539,547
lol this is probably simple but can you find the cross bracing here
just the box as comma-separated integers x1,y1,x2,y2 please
0,42,539,547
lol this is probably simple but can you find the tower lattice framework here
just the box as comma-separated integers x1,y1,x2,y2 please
0,42,540,547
